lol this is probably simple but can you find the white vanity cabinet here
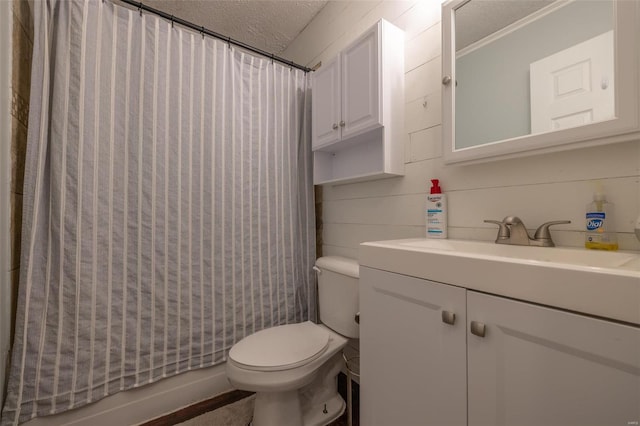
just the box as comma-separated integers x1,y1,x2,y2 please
361,267,640,426
312,19,404,185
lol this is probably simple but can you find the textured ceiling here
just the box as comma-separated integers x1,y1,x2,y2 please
141,0,327,54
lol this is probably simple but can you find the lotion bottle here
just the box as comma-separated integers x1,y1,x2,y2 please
426,179,448,239
585,186,618,250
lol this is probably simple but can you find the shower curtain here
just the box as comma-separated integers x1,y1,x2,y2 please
1,0,315,424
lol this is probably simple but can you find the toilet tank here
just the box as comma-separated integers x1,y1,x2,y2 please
315,256,359,338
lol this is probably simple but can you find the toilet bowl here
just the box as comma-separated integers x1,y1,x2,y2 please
225,256,359,426
226,322,348,426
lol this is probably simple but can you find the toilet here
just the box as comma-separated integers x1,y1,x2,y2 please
225,256,359,426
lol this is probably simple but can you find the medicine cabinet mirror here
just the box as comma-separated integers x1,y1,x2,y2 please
442,0,640,164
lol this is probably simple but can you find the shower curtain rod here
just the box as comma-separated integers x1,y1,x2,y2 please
118,0,313,73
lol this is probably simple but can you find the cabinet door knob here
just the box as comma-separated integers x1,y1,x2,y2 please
332,123,339,130
470,321,486,338
339,120,346,127
441,310,456,326
442,75,452,86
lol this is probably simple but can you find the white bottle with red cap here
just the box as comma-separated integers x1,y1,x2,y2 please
426,179,448,239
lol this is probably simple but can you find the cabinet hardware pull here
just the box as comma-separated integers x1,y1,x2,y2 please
355,312,360,324
332,123,339,130
339,120,346,127
441,310,456,325
470,321,486,338
442,75,452,86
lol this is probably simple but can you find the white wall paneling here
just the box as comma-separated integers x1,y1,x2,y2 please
404,22,441,72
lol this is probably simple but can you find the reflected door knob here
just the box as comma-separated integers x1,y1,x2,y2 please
332,123,338,130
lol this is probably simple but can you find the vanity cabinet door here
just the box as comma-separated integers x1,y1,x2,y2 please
467,291,640,426
360,267,467,426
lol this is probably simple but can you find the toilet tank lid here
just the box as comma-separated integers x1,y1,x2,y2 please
315,256,359,278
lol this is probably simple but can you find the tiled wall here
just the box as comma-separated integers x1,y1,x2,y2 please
10,0,33,343
283,0,640,260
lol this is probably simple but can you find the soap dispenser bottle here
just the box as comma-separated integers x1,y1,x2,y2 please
585,186,618,250
426,179,448,239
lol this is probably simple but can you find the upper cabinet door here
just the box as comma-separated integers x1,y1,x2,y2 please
312,57,341,149
341,26,381,140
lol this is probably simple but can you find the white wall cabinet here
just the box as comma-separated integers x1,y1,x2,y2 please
361,267,640,426
312,20,404,185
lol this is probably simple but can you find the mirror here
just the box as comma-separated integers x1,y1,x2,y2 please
442,0,640,164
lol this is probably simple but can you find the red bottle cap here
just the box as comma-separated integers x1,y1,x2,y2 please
430,179,442,194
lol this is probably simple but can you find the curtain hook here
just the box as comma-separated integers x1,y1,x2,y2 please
201,26,205,39
271,54,275,65
170,15,174,28
138,2,143,17
227,36,231,50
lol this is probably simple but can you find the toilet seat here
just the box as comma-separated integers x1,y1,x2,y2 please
228,321,330,372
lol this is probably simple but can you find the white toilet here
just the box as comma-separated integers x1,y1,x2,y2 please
225,256,359,426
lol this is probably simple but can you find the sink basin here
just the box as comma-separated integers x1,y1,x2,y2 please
397,239,639,270
359,238,640,325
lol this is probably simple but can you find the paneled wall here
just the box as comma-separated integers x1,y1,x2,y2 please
283,0,640,259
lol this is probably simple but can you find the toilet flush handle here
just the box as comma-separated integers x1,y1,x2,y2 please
313,265,322,274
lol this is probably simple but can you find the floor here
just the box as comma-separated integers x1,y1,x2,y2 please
175,374,359,426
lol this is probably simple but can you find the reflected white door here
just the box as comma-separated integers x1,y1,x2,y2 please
530,30,614,133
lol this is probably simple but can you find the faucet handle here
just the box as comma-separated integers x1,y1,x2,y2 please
533,220,571,245
484,219,510,240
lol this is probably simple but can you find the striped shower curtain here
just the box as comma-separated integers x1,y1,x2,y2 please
1,1,315,424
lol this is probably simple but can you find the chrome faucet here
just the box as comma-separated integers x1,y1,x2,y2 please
484,216,570,247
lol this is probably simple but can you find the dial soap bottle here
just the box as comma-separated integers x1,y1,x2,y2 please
426,179,447,239
585,186,618,250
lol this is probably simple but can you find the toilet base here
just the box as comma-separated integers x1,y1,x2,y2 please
251,390,345,426
249,353,346,426
251,391,344,426
252,390,303,426
302,393,345,426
